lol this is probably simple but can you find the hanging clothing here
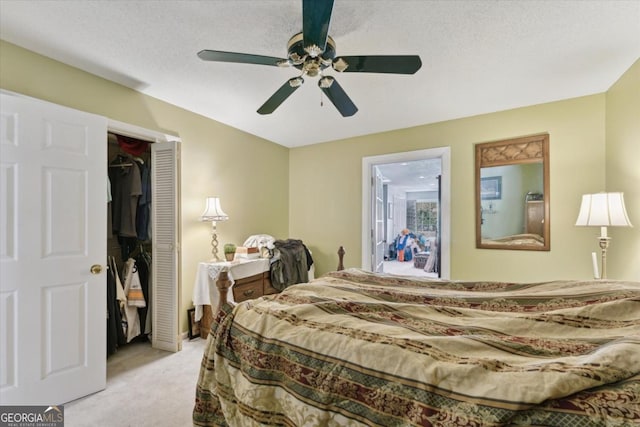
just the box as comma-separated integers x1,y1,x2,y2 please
118,236,138,261
133,250,151,335
106,263,118,356
117,134,149,156
107,177,113,238
108,256,127,350
270,239,313,291
136,161,151,241
124,258,146,308
143,257,152,335
109,156,142,238
121,259,142,342
107,135,154,348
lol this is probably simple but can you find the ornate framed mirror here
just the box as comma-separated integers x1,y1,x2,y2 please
475,133,550,251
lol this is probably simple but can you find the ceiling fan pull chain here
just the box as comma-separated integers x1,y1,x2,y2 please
320,91,324,107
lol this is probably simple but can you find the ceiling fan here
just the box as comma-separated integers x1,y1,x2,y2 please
197,0,422,117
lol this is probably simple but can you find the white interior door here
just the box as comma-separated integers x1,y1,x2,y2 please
373,167,385,273
0,92,107,405
393,195,407,234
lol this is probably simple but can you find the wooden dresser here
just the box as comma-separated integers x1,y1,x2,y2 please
525,200,544,235
194,258,273,338
232,271,278,302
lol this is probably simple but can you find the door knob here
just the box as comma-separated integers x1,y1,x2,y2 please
90,264,103,275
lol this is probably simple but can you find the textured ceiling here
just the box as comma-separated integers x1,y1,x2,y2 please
1,1,638,147
377,159,442,192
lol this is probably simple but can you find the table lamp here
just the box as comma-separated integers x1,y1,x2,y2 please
575,192,632,279
200,196,229,261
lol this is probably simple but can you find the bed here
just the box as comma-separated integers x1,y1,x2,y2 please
481,233,545,247
193,262,640,426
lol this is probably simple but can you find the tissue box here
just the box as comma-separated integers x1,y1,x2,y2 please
235,246,260,259
236,246,259,254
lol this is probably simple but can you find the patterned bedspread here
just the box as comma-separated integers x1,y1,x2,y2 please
193,269,640,426
481,233,544,247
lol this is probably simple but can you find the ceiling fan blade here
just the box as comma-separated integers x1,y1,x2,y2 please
333,55,422,74
302,0,334,55
198,50,288,67
257,77,304,115
318,76,358,117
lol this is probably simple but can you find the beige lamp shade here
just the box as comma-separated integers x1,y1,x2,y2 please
575,192,632,228
200,197,229,222
575,192,632,279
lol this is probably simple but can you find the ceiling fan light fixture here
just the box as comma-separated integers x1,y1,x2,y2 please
288,77,304,88
319,57,333,67
197,2,419,116
333,58,349,72
304,59,322,77
288,51,304,65
319,76,334,89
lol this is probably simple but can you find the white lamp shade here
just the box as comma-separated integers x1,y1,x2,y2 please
575,192,632,227
200,197,229,222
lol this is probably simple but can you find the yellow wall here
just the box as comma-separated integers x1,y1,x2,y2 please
291,60,640,281
0,41,290,333
606,59,640,280
1,40,638,338
290,95,612,281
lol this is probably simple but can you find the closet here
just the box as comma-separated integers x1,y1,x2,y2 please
0,91,180,405
107,132,153,355
106,121,181,355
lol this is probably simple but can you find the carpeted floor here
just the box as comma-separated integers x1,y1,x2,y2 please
383,259,438,277
63,264,430,427
64,337,208,427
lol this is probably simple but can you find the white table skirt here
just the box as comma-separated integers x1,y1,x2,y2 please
192,258,270,321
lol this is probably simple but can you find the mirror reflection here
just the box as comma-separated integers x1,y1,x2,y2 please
475,134,550,251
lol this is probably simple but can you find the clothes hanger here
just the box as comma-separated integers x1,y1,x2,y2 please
109,153,134,168
109,162,133,168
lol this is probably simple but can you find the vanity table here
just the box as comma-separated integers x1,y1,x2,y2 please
192,258,276,338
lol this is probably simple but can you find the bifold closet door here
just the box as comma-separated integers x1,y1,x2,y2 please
151,140,180,352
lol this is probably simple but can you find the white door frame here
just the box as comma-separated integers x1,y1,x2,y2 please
362,147,451,279
373,167,385,273
107,119,178,144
